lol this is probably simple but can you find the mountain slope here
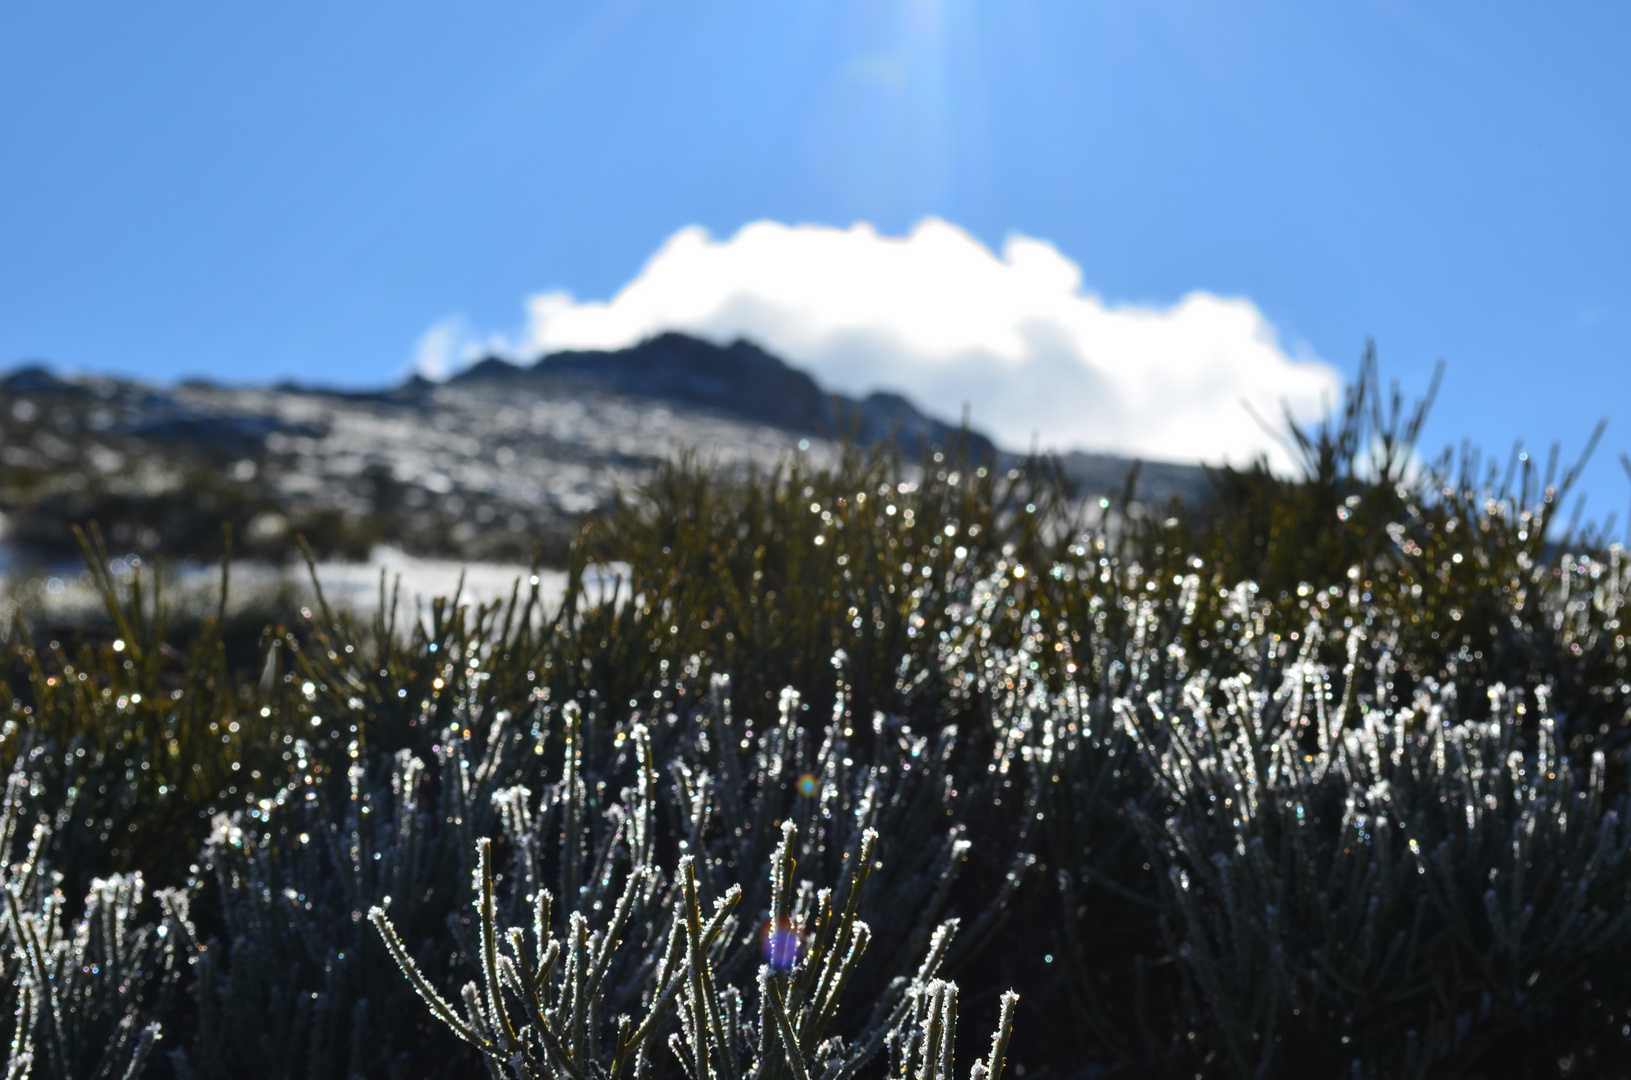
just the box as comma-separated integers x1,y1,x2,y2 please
0,334,1205,566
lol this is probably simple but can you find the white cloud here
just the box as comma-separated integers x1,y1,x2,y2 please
410,316,510,381
520,218,1340,468
411,317,467,381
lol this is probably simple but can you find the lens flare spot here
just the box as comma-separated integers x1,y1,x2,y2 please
761,918,802,970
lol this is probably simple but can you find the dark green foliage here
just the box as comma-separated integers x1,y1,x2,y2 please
1122,348,1623,754
575,438,1061,722
3,358,1631,1077
0,531,302,894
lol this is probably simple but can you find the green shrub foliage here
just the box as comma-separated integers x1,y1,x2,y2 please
2,361,1630,1077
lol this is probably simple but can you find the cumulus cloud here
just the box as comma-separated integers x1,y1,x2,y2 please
411,316,512,381
411,318,467,381
520,219,1340,468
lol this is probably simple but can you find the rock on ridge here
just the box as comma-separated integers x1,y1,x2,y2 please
452,332,997,458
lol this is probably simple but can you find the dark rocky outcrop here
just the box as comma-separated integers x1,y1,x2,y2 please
456,332,997,458
0,366,72,394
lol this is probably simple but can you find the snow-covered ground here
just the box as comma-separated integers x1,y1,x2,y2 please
298,546,630,617
0,544,630,632
184,380,838,548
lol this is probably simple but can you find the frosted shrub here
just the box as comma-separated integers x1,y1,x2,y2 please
0,770,193,1080
1117,634,1631,1078
371,815,1019,1080
186,661,998,1078
10,379,1631,1076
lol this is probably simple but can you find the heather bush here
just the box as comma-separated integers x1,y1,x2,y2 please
2,359,1630,1077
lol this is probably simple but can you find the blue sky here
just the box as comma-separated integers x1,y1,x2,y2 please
3,3,1628,511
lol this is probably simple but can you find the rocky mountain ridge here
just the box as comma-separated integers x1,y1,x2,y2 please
0,333,1208,567
448,332,998,457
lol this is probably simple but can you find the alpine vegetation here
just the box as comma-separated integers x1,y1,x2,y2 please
369,813,1016,1080
2,359,1630,1077
0,770,194,1080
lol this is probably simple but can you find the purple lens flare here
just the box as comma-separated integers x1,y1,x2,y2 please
761,918,802,970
